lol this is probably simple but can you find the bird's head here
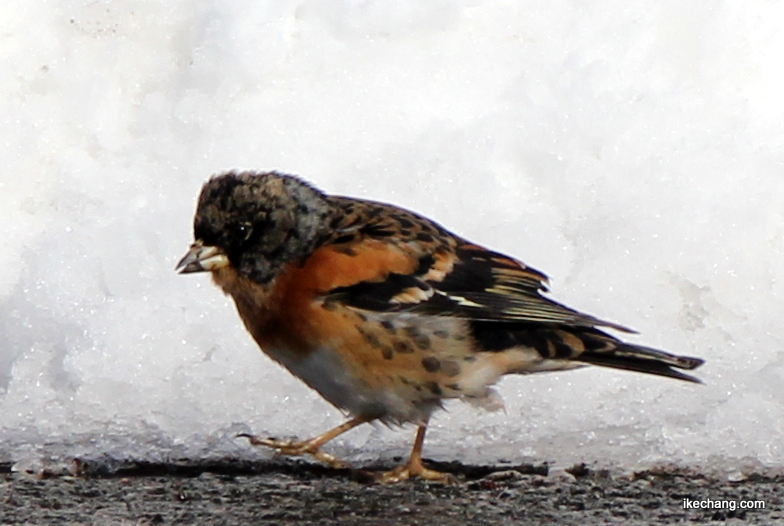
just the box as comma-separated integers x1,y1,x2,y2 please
176,171,333,284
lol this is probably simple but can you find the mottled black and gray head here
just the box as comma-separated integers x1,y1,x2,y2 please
178,171,334,284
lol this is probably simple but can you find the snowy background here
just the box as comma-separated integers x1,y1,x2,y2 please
2,1,782,477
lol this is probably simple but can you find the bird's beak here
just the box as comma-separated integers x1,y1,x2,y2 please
176,241,230,274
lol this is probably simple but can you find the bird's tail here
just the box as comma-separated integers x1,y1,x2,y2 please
471,321,705,383
577,341,704,383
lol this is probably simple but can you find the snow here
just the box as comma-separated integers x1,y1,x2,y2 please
2,1,783,476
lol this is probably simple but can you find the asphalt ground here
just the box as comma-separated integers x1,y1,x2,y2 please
2,458,783,525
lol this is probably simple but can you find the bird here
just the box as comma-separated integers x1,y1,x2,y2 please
176,170,704,483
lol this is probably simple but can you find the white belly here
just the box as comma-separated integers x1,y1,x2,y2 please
264,344,439,424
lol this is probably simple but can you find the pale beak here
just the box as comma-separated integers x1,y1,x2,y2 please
176,241,230,274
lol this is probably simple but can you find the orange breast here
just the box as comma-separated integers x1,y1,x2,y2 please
237,240,418,356
212,242,486,422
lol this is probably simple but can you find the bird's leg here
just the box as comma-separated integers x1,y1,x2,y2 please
238,416,367,469
379,423,457,484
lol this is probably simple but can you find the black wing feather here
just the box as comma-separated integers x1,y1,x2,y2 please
325,241,633,332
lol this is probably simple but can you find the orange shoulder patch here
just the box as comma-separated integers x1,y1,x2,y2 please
289,239,419,294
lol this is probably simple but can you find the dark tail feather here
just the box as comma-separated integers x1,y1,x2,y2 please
579,343,705,383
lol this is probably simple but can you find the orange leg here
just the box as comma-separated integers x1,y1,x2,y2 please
238,416,367,469
379,423,457,484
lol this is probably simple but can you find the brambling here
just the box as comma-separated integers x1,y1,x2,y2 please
177,171,704,483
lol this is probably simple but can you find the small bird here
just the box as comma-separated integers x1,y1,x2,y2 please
177,171,704,483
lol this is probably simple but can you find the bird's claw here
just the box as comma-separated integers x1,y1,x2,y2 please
377,463,458,485
237,433,351,469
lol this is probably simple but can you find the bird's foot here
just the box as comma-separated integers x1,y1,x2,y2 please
377,460,458,484
237,433,351,469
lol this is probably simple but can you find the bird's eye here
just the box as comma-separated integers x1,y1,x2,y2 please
236,222,254,241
